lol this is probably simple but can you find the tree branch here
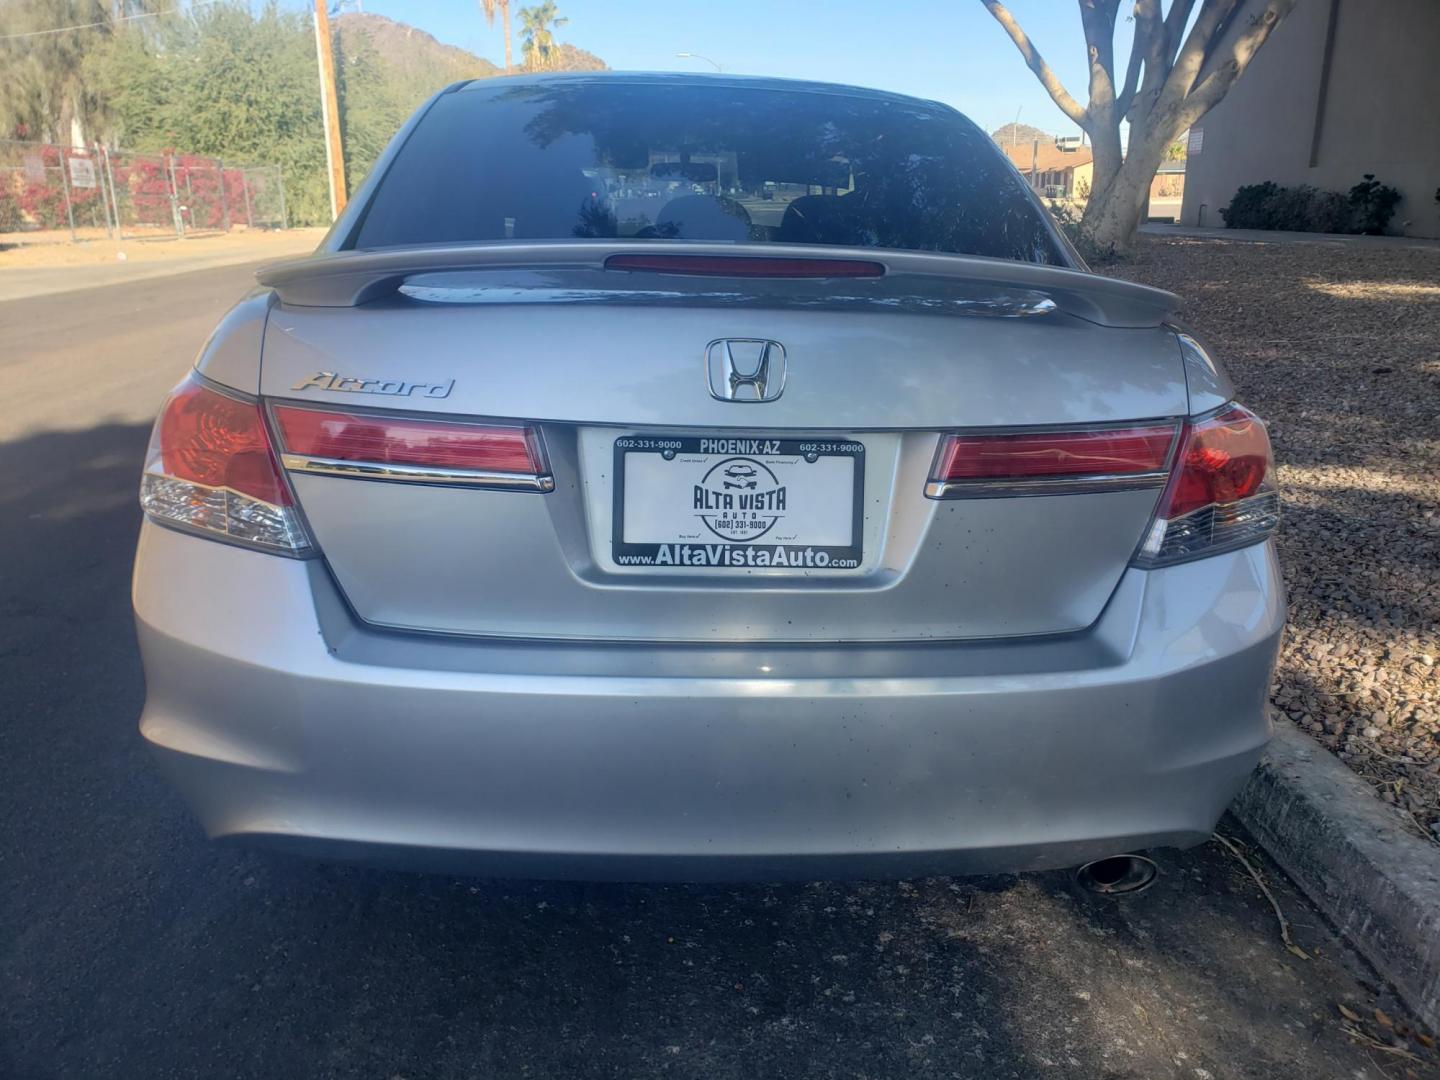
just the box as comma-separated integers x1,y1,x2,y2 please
1165,0,1240,103
979,0,1090,127
1079,0,1122,114
1111,5,1146,116
1180,0,1298,127
1117,51,1144,120
1117,0,1157,118
1200,0,1246,70
1162,0,1198,66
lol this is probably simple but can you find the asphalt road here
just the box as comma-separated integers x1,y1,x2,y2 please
0,263,1429,1080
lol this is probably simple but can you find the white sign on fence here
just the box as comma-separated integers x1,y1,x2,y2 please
67,156,98,189
22,154,45,182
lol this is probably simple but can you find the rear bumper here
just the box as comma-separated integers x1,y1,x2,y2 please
133,521,1284,881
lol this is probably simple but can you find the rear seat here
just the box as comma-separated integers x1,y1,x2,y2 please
776,193,873,245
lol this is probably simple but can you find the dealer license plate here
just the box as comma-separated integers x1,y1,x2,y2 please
612,435,864,570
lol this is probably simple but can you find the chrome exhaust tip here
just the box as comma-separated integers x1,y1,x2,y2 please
1075,854,1158,896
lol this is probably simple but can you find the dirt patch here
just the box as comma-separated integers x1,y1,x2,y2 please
0,227,325,269
1111,235,1440,843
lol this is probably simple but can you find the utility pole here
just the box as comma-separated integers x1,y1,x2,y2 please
313,0,347,219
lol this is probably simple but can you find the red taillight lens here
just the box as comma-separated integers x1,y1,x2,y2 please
141,373,310,554
934,425,1177,484
156,377,291,505
921,404,1278,566
604,254,886,278
271,407,543,476
1135,402,1279,567
1160,405,1273,518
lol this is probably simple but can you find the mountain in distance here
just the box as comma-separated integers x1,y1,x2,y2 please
334,13,501,84
990,121,1060,148
545,42,608,73
333,12,607,87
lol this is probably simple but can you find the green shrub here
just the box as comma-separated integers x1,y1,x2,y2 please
1348,174,1402,235
1306,189,1352,233
1045,199,1116,263
1046,198,1082,243
1220,175,1403,235
0,185,20,233
1218,181,1278,229
1267,184,1318,231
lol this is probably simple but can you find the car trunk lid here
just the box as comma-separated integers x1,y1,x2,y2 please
257,249,1187,642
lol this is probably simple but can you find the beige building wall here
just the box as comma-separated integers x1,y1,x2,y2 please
1182,0,1440,238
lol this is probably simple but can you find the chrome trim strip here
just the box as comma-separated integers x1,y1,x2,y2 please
924,471,1171,500
280,454,555,492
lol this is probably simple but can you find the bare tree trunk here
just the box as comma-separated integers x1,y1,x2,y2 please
1078,164,1152,253
57,93,85,148
1086,125,1124,208
1080,132,1171,254
503,1,512,72
982,0,1298,257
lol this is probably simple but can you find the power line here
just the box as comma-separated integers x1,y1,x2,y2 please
0,1,222,43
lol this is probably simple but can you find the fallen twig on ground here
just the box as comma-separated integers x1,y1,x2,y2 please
1212,832,1311,961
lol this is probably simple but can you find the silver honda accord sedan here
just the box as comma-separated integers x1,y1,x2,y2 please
133,73,1284,881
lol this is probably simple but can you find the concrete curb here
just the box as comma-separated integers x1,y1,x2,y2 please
1232,721,1440,1032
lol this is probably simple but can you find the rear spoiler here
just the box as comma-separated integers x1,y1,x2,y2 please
255,242,1180,329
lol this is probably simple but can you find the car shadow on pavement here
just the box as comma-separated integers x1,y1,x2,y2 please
3,419,1436,1080
0,418,1033,1079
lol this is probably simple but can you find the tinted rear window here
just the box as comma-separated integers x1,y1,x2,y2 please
351,79,1065,265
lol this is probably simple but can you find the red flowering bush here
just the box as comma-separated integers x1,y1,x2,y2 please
113,155,175,227
13,152,105,229
167,155,247,229
3,146,253,234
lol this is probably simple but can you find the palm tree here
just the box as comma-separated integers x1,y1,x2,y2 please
518,2,568,72
477,0,513,73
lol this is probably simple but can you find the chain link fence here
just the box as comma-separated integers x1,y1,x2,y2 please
0,139,288,245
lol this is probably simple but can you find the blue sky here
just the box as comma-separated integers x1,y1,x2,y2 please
313,0,1124,137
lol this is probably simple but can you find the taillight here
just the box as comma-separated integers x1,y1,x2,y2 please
922,405,1278,565
270,406,552,491
604,254,886,278
1134,403,1280,567
926,423,1178,498
140,373,311,554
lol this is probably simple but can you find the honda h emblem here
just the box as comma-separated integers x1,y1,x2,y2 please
706,339,787,403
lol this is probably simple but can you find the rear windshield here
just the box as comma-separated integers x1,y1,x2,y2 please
350,79,1066,265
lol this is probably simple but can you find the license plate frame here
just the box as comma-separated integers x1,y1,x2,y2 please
612,435,865,570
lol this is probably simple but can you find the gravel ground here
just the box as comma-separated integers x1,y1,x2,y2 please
1113,234,1440,842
